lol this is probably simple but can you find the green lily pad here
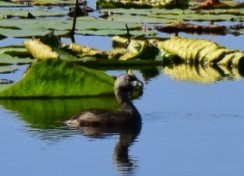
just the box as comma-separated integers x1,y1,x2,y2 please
0,1,26,7
0,45,31,57
0,65,17,73
101,8,244,24
0,97,119,129
0,9,66,19
0,17,141,38
0,53,34,65
7,0,76,5
0,59,115,98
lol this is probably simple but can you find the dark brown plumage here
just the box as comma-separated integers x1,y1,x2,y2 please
65,73,143,128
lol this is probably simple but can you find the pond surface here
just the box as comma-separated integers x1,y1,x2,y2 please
1,68,244,176
1,1,244,176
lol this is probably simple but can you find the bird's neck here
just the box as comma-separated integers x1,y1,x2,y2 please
114,89,139,114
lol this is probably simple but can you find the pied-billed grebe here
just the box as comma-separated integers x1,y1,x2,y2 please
65,73,143,127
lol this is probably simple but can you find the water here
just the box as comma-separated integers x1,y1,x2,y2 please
0,70,244,176
1,1,244,176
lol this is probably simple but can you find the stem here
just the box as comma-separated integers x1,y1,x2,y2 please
125,24,131,46
70,0,79,43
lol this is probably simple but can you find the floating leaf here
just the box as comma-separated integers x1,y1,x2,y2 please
0,59,115,98
0,45,31,58
0,53,34,65
0,9,66,19
24,39,59,59
62,43,107,58
0,17,141,38
0,1,26,7
7,0,77,5
158,36,244,67
0,65,17,73
96,0,189,8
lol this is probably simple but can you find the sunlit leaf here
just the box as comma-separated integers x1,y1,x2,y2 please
24,39,59,59
96,0,189,8
158,36,244,67
62,43,107,58
0,59,115,98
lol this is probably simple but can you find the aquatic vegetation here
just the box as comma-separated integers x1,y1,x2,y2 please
24,39,59,59
0,59,115,98
0,0,243,97
97,0,189,8
156,22,227,35
158,36,244,67
5,0,76,6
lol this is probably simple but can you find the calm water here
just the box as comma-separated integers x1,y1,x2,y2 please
1,67,244,176
1,2,244,176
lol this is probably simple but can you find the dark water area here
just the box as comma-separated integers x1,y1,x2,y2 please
1,1,244,176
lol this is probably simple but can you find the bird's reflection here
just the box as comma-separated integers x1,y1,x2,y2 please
76,123,141,175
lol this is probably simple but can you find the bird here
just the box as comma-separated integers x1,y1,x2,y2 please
65,72,143,128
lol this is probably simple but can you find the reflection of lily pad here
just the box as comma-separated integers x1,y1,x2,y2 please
0,97,119,129
0,59,115,98
163,63,244,83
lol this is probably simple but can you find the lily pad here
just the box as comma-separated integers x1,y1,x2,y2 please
101,8,244,24
158,36,244,67
0,45,31,57
0,9,66,19
0,65,17,73
7,0,77,5
97,0,189,8
62,43,107,58
119,40,159,60
0,53,34,65
0,17,141,38
0,1,26,7
0,59,115,98
24,39,59,59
